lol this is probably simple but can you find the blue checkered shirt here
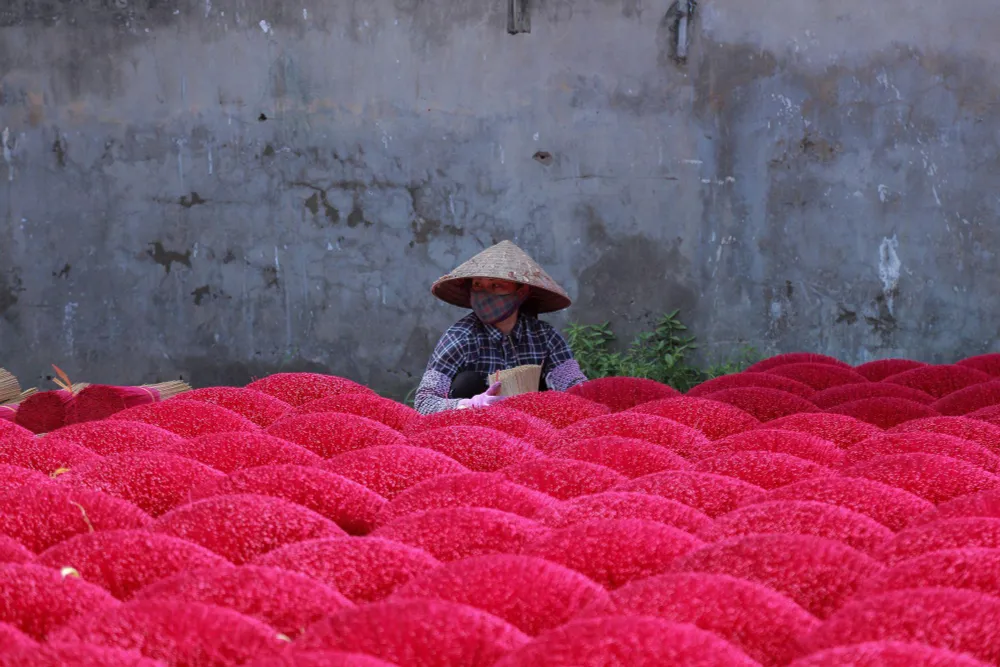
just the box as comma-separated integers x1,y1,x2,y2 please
414,312,587,414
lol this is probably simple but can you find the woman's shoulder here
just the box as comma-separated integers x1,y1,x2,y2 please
521,314,557,334
439,312,484,339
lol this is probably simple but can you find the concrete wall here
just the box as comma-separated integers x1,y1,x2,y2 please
2,0,999,396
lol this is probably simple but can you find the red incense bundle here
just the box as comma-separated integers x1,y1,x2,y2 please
69,381,191,424
14,366,87,434
14,389,76,434
0,404,15,424
1,388,36,425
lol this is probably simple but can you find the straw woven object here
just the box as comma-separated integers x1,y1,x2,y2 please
142,380,192,399
431,241,571,314
489,365,542,397
2,388,37,406
0,369,20,405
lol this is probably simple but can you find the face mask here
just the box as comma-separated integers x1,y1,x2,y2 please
470,286,529,325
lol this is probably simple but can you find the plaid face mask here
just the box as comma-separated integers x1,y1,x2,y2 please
470,286,529,325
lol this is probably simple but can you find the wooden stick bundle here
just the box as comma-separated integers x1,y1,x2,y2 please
70,380,192,423
0,368,21,405
489,365,542,397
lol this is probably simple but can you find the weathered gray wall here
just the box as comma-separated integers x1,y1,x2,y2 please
2,0,999,396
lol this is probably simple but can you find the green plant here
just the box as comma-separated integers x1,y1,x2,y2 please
627,311,704,391
703,345,759,379
567,312,758,392
564,322,621,380
403,385,417,408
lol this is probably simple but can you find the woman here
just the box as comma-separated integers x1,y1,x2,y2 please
414,241,588,415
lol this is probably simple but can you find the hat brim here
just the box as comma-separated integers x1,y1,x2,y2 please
431,276,572,314
430,240,573,314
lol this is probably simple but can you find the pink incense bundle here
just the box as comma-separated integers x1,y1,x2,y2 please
14,389,76,434
746,352,851,373
854,358,927,381
0,404,15,424
0,420,33,449
69,381,191,424
959,353,1000,377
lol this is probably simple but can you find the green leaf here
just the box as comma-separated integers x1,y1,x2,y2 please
566,312,756,392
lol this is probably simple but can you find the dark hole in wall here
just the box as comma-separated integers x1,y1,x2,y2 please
507,0,530,34
533,151,553,166
664,0,697,64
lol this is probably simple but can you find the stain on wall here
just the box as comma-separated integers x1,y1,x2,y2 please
1,0,999,395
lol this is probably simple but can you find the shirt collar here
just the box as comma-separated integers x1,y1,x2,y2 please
483,314,527,342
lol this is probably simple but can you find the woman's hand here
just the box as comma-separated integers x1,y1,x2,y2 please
458,382,504,409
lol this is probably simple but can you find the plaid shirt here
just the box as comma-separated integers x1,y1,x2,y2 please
414,312,587,415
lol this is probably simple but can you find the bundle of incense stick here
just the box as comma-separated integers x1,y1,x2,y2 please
0,387,35,407
0,368,21,405
11,365,86,433
14,384,88,434
488,365,543,397
0,377,33,424
69,380,192,423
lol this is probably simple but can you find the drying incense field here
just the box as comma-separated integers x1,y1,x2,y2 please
2,354,1000,665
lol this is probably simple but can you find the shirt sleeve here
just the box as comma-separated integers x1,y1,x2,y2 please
414,369,462,415
540,323,588,392
413,326,470,415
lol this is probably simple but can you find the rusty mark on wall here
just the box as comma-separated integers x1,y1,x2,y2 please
346,200,371,228
179,192,207,208
262,266,279,289
836,305,858,325
0,271,23,317
304,191,340,226
799,133,841,162
411,217,463,245
866,289,900,345
191,285,210,305
146,242,192,274
52,137,67,168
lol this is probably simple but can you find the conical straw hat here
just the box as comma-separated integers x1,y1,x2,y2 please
431,241,572,314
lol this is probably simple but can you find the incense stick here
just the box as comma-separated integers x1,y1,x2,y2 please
0,368,21,404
